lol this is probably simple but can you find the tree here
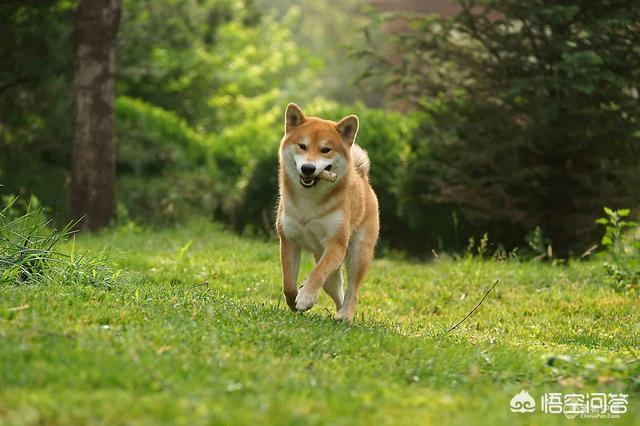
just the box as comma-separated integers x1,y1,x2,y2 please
70,0,122,230
361,0,640,255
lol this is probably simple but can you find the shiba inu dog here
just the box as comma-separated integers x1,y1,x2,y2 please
276,103,380,321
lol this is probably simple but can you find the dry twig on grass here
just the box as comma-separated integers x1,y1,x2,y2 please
447,279,501,333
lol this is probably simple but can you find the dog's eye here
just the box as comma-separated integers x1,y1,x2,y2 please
320,147,331,154
298,144,307,150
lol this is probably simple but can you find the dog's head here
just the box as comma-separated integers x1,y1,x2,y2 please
279,103,358,189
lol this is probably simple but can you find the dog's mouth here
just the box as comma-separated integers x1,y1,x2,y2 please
299,175,318,188
298,165,332,189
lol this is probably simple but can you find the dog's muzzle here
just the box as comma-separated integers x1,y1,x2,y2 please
299,175,318,188
298,165,332,188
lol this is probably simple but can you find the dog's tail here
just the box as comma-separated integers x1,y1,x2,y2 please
351,144,370,178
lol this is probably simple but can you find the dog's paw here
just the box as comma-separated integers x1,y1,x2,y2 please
335,307,354,321
295,283,318,311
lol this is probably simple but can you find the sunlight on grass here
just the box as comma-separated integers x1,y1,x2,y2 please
1,220,638,425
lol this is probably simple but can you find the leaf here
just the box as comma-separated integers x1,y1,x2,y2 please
595,218,608,225
604,207,614,216
601,235,613,246
618,209,630,217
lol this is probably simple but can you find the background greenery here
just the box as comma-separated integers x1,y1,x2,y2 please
2,0,639,256
1,1,639,424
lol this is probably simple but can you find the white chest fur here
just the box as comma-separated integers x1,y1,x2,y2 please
280,205,343,255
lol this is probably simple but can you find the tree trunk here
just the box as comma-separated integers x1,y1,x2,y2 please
70,0,121,231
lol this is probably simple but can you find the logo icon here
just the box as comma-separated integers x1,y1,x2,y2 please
511,390,536,413
511,390,629,418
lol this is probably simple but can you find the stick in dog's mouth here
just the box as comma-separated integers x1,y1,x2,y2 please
318,169,337,183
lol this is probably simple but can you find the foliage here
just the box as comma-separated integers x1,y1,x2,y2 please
2,0,325,226
524,226,553,261
5,0,640,259
603,262,640,294
118,0,320,133
0,0,456,256
1,221,639,423
360,0,640,255
0,0,75,221
256,0,378,104
596,207,637,254
115,97,220,223
596,207,640,293
116,96,210,173
116,0,237,128
115,2,328,225
204,7,325,225
0,196,120,288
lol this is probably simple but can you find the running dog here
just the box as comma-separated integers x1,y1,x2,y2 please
275,103,379,321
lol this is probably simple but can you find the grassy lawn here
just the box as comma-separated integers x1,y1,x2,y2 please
1,220,638,425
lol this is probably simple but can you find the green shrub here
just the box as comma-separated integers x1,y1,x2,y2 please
115,94,459,255
596,207,640,293
0,1,74,224
2,1,320,226
118,173,220,225
116,97,219,223
360,1,640,255
229,152,280,235
0,196,120,288
116,96,210,175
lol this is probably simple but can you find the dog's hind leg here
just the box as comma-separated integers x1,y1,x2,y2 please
311,252,344,311
323,270,344,312
337,228,376,321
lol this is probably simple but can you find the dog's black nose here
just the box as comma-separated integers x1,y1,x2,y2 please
301,163,316,176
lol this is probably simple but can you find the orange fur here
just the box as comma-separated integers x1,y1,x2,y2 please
276,103,379,321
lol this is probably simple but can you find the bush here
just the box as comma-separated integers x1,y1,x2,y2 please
360,1,640,255
116,96,209,173
0,196,120,288
230,152,280,235
0,1,74,223
115,72,452,257
595,207,640,293
3,1,322,228
114,4,325,225
116,96,219,223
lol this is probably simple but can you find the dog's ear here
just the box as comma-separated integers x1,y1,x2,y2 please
285,103,306,133
335,115,359,144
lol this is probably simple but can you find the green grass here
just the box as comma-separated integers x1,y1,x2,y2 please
1,219,638,425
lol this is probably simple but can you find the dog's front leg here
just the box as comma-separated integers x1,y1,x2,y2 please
280,235,301,311
295,237,347,312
